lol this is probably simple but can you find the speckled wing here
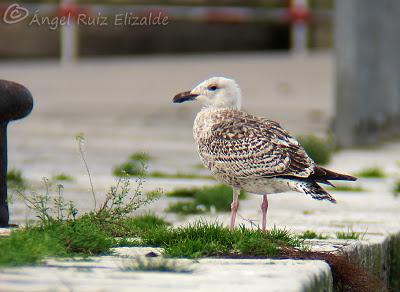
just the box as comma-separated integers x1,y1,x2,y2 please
198,110,315,179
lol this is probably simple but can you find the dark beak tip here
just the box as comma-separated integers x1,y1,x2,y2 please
172,91,198,104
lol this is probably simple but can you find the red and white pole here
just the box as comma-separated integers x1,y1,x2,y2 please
290,0,310,54
60,0,78,63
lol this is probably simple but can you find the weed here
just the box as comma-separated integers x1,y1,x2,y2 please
166,185,246,214
194,185,246,212
7,168,26,189
76,134,97,208
122,257,192,273
0,138,161,267
113,152,151,177
139,222,303,259
299,230,328,240
52,173,74,182
129,152,151,163
336,230,361,240
356,167,386,178
166,202,206,215
166,188,197,198
113,162,144,177
393,180,400,196
297,135,333,165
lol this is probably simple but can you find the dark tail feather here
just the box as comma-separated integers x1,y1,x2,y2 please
295,180,336,203
310,166,357,186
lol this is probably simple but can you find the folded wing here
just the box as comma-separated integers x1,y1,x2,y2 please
198,110,315,179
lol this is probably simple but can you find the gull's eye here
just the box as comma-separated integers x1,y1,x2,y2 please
208,85,218,91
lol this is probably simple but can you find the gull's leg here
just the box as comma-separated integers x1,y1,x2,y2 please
261,194,269,231
230,187,240,230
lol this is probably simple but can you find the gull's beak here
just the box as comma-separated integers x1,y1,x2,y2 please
173,91,198,103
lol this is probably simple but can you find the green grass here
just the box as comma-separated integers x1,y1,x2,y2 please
113,152,213,180
129,152,151,163
122,257,192,273
113,152,151,177
0,214,170,266
166,185,247,214
394,180,400,196
52,173,74,182
113,161,144,177
327,185,366,192
297,135,333,165
355,167,386,178
166,202,206,215
299,230,328,240
0,218,113,266
336,230,361,240
139,222,303,259
7,168,26,189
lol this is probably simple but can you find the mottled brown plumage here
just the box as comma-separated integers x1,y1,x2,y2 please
173,77,357,230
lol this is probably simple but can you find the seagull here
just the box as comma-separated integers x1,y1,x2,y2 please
173,77,356,231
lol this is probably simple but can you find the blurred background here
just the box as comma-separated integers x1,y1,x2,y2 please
1,0,400,223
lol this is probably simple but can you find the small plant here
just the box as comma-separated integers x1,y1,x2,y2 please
7,168,26,189
297,135,333,165
113,162,144,177
299,230,328,240
166,202,206,215
355,167,386,178
0,137,161,267
336,230,361,240
52,173,74,182
394,179,400,197
113,152,151,177
122,257,192,273
129,152,151,163
166,185,246,214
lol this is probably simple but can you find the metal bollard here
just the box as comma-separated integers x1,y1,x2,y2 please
0,80,33,227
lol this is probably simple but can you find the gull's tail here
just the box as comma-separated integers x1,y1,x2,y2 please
294,180,337,203
309,166,357,187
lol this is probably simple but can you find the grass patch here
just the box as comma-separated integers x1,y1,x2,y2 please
52,173,74,182
299,230,328,240
7,168,26,189
0,137,163,267
355,167,386,178
113,151,151,177
113,152,212,180
166,185,247,214
393,180,400,197
297,135,333,165
166,202,206,215
139,222,303,259
122,257,192,273
327,185,366,192
336,230,361,240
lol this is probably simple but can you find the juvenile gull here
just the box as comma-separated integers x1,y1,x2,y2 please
173,77,356,231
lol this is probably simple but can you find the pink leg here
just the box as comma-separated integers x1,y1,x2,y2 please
229,188,240,230
261,194,269,231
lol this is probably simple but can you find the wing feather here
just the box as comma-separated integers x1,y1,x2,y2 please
198,110,314,179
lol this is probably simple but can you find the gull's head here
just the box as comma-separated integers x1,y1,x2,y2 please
173,77,242,109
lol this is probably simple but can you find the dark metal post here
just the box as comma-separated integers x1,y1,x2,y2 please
0,123,8,226
0,80,33,227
